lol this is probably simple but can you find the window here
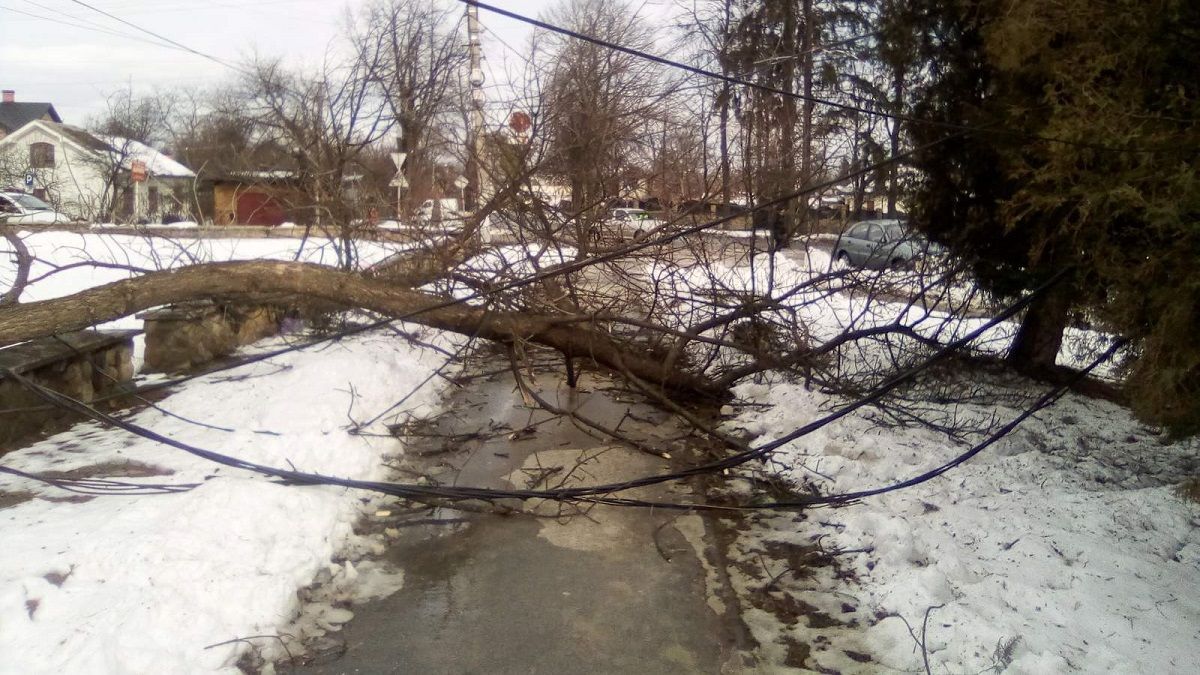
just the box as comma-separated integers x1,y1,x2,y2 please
121,189,134,220
29,142,55,168
847,223,871,239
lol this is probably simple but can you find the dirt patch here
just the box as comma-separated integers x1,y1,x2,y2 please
43,568,73,587
0,490,35,510
39,460,174,480
1175,478,1200,504
39,495,95,504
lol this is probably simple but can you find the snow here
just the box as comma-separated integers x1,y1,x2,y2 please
1,231,408,369
0,328,461,674
0,232,463,673
2,229,1196,673
720,331,1199,671
97,135,196,178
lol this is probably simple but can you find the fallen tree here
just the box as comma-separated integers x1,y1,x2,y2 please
0,259,724,398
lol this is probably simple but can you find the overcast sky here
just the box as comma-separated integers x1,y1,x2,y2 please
0,0,605,124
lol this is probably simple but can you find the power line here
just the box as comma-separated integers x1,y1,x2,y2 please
0,298,1122,511
460,0,1181,154
65,0,248,74
0,3,180,49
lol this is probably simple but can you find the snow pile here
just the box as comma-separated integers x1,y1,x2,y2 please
0,327,461,673
723,373,1200,673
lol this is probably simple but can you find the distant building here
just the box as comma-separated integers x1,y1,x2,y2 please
210,171,303,226
0,89,61,141
0,119,195,223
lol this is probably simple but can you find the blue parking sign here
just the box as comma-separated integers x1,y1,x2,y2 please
24,171,33,187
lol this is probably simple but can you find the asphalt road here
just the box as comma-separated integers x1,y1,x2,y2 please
287,362,748,675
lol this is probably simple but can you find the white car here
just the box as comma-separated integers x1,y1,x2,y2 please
609,207,663,239
0,191,71,225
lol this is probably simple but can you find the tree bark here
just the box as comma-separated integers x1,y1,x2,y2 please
0,260,722,398
1008,280,1073,374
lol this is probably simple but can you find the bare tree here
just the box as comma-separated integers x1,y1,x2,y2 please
350,0,467,214
85,88,171,222
538,0,673,255
239,55,392,268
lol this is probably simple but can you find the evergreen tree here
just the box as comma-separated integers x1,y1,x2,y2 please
895,0,1200,433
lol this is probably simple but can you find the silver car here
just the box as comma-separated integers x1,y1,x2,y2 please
0,191,70,225
608,207,663,239
833,219,926,269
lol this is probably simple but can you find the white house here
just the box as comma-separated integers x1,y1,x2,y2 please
0,119,196,223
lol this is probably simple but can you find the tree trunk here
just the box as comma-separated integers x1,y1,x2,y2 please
719,0,732,206
719,82,731,205
887,68,904,216
1008,280,1073,374
799,0,815,234
0,260,721,398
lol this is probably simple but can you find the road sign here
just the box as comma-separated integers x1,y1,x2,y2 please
389,175,408,189
454,176,469,189
131,159,148,183
390,152,407,169
23,171,33,187
509,111,531,134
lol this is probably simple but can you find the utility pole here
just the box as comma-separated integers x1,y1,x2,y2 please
465,3,486,213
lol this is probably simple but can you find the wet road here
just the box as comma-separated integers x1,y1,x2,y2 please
289,364,747,674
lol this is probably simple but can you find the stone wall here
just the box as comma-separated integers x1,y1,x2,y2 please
0,330,137,448
139,302,282,373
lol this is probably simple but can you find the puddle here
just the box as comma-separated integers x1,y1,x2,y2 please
279,359,747,674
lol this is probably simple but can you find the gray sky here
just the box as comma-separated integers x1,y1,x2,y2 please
0,0,573,124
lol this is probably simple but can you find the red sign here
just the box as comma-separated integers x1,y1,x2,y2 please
509,111,531,134
131,159,148,183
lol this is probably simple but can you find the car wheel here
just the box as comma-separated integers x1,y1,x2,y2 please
835,251,852,269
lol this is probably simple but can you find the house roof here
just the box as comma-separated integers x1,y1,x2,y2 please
55,123,112,153
211,170,300,184
95,133,195,178
0,120,195,179
0,102,61,133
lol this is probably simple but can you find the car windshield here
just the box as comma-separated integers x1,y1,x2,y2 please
7,193,51,210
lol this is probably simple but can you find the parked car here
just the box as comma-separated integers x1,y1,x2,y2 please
833,219,938,269
608,207,662,239
416,198,462,222
0,191,70,225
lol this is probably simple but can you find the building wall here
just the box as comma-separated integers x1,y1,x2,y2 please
0,125,196,223
213,182,238,224
117,177,195,224
212,181,303,226
0,125,107,220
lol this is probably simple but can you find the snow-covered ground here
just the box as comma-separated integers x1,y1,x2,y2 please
0,232,461,673
601,237,1196,671
3,231,1195,673
10,230,401,306
1,231,408,369
705,248,1200,673
722,373,1199,673
0,328,460,674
